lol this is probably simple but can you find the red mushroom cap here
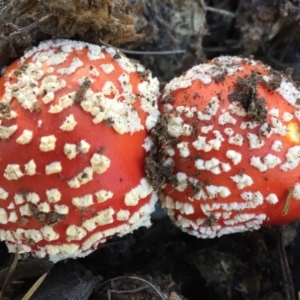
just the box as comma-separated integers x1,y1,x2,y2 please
0,39,160,261
158,56,300,238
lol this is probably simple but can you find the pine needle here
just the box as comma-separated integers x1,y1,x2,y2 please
282,188,293,216
21,272,48,300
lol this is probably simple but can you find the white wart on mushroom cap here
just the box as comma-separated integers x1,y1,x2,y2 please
0,39,159,262
156,56,300,238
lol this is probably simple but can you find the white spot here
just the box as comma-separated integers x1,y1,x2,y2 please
177,142,190,158
231,173,253,189
142,136,153,152
124,178,153,206
14,194,25,205
100,63,115,74
0,124,18,140
280,146,300,171
295,110,300,122
40,135,57,152
197,97,220,120
176,201,194,215
0,188,8,200
24,159,36,175
8,212,18,223
4,164,24,180
95,190,113,203
48,92,76,114
119,74,134,99
57,57,84,75
66,225,87,241
228,102,247,117
250,154,281,172
60,114,77,131
0,209,8,224
87,44,105,60
195,158,222,174
101,81,118,96
222,163,231,172
162,195,175,210
78,140,91,154
81,232,103,251
167,115,193,137
67,167,93,188
82,207,115,231
176,172,188,191
222,211,232,219
271,140,283,152
19,204,32,216
90,153,111,174
45,162,62,175
226,150,242,165
41,226,59,241
7,202,14,209
116,210,130,221
241,191,263,208
250,156,267,172
16,129,33,144
268,108,279,117
293,183,300,200
201,125,213,134
264,154,281,168
191,187,209,200
42,92,55,104
283,112,293,122
265,193,279,204
276,78,300,107
23,229,43,243
45,244,80,261
270,117,288,136
26,192,40,204
224,128,234,136
247,133,264,149
162,58,243,99
46,189,61,203
46,52,68,65
116,55,140,73
72,194,94,208
228,134,244,146
192,130,224,152
64,143,77,159
38,202,50,213
54,204,69,214
240,121,259,130
81,86,148,134
218,112,237,125
40,75,66,93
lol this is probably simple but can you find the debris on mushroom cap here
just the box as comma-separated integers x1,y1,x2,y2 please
0,39,160,262
151,56,300,238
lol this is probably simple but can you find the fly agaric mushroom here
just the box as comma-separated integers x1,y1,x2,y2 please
0,39,160,262
151,56,300,238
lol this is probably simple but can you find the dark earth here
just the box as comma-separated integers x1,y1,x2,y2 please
0,0,300,299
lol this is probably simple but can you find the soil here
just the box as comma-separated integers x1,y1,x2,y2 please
1,0,300,299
